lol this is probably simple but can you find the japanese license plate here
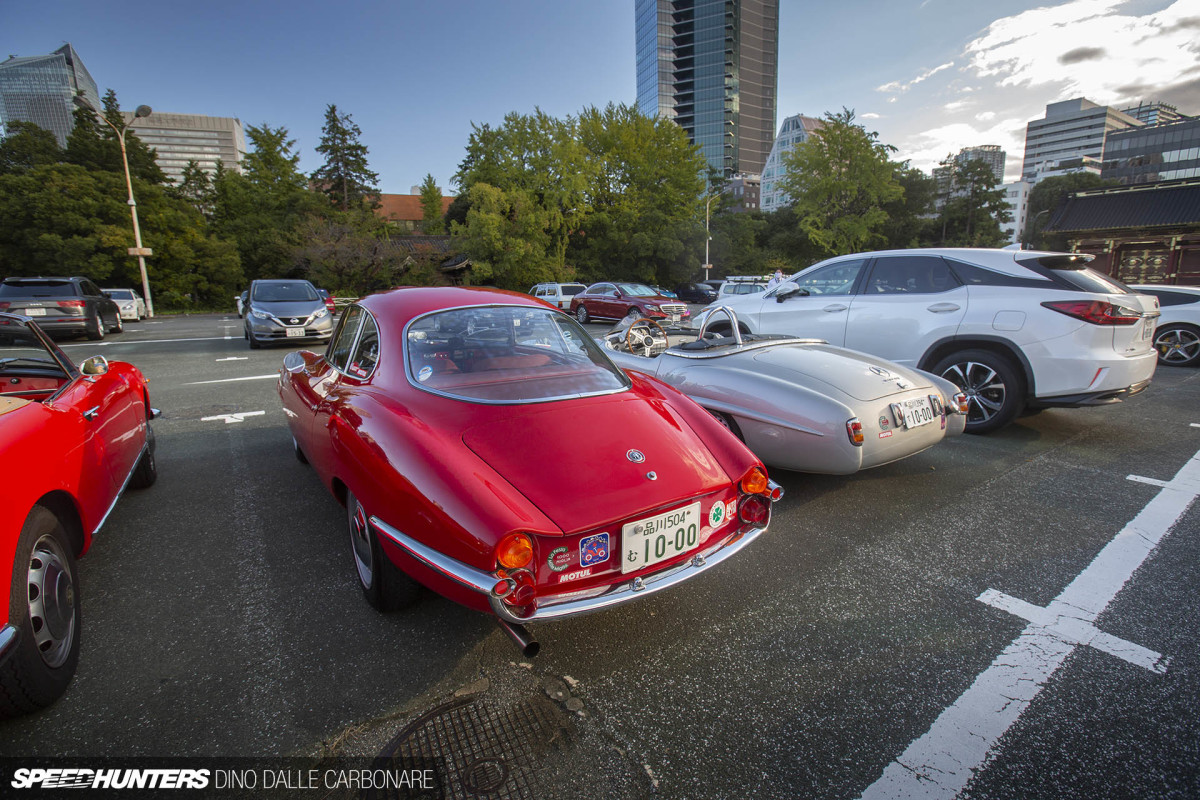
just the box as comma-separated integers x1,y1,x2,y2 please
285,327,305,337
893,396,936,429
1142,319,1156,340
621,502,700,574
24,308,46,316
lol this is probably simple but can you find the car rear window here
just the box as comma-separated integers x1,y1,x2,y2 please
407,305,629,403
1014,254,1135,294
105,289,134,299
0,280,78,298
1137,289,1200,307
253,282,319,302
561,285,586,296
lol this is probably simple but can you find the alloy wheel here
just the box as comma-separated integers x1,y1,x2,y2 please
1155,327,1200,365
942,360,1007,425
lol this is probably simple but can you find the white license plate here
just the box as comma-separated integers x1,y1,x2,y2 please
894,396,936,429
285,327,305,337
621,502,701,573
1142,320,1156,341
24,308,46,316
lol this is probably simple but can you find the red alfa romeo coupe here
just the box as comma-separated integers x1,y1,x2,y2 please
0,313,157,716
278,287,781,654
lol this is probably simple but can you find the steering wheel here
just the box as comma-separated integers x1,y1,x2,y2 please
625,318,668,357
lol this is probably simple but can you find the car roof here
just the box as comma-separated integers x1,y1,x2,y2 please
358,286,548,322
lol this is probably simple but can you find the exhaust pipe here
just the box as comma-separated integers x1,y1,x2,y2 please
497,619,540,658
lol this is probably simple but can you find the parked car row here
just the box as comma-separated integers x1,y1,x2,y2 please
0,277,136,340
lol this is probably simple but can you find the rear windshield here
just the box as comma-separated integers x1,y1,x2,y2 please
0,281,78,298
561,285,586,296
1015,255,1134,294
407,305,629,403
252,282,319,302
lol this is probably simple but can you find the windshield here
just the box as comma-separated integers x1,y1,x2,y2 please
0,281,78,298
252,282,320,302
105,289,135,299
617,284,657,297
407,305,630,403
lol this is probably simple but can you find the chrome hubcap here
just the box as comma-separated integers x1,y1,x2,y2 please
350,501,373,587
1156,329,1200,364
942,361,1006,424
27,534,76,669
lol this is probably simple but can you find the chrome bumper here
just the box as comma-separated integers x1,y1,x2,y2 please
370,511,771,625
0,624,19,666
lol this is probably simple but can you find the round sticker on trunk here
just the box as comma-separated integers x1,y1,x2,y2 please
547,546,572,572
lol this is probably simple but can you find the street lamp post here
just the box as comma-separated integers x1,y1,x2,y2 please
74,97,155,317
703,194,715,281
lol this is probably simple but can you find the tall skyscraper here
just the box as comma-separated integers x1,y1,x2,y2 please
122,111,247,184
636,0,779,180
0,44,100,147
1021,98,1140,181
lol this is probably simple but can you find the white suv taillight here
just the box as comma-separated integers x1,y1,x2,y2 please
1041,300,1142,326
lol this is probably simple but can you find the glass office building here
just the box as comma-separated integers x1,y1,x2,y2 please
1102,117,1200,185
636,0,779,181
0,44,100,147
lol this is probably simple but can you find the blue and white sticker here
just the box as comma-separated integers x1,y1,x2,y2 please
579,532,610,567
417,365,433,382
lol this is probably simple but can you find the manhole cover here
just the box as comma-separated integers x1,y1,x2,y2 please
370,694,571,799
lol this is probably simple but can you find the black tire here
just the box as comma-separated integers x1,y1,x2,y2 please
108,313,123,334
706,408,745,442
1153,323,1200,367
0,506,81,718
293,436,308,465
575,305,590,324
347,491,419,612
128,425,157,490
86,309,104,341
247,328,262,350
933,349,1026,434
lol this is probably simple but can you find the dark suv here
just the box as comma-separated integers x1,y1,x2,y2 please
674,282,718,304
0,276,123,340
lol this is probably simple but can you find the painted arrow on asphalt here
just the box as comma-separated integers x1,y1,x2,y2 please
200,410,266,424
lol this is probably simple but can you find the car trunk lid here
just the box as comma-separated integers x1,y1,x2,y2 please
462,393,729,535
750,345,934,402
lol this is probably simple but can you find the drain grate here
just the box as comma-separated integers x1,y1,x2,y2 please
370,694,572,799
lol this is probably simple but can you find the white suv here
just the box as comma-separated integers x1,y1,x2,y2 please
530,282,587,310
703,248,1161,433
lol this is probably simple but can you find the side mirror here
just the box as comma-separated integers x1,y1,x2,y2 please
80,355,109,376
775,285,807,303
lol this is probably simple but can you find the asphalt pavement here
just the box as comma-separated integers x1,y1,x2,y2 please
1,312,1197,800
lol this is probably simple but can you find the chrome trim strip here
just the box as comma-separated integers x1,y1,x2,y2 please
491,522,769,623
0,624,19,665
369,516,497,595
663,337,828,360
95,437,149,535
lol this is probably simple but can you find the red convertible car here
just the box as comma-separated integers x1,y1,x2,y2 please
279,287,781,654
0,313,157,717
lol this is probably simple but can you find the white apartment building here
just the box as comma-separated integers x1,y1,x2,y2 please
760,113,823,212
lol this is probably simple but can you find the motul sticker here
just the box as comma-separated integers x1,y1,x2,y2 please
879,430,894,439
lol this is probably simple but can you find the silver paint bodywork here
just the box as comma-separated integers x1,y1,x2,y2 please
604,308,966,474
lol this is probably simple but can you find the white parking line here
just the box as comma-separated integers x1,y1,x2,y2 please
215,357,249,362
185,374,278,385
860,449,1200,800
200,411,266,424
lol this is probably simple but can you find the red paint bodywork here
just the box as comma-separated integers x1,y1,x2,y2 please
0,316,153,625
569,283,689,322
278,287,766,618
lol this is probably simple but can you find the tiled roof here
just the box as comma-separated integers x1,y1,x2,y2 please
394,235,455,254
1045,180,1200,234
377,193,455,222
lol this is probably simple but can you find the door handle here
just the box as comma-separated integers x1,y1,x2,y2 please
822,304,848,313
927,303,961,313
82,406,100,420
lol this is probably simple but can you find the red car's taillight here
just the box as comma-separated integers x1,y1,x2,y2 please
0,302,9,310
1041,300,1142,325
496,533,533,570
740,465,768,495
57,300,86,308
738,494,770,527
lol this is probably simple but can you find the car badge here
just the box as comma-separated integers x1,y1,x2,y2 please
646,471,657,481
869,365,893,379
894,378,912,390
879,416,890,429
580,533,610,567
626,449,646,463
290,318,300,324
547,546,572,572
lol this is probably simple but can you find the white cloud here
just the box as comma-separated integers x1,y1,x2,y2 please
976,111,997,121
875,61,955,94
900,118,1027,177
963,0,1200,106
861,112,882,119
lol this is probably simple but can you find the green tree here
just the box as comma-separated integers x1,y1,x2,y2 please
778,108,903,257
418,173,444,233
938,159,1011,247
452,182,561,287
1023,172,1114,250
65,90,166,184
880,164,939,249
0,120,62,174
173,159,215,219
311,104,379,211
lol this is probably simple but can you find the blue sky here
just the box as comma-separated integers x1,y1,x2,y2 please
5,1,1198,194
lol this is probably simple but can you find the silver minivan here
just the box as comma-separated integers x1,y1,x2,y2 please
530,282,588,310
